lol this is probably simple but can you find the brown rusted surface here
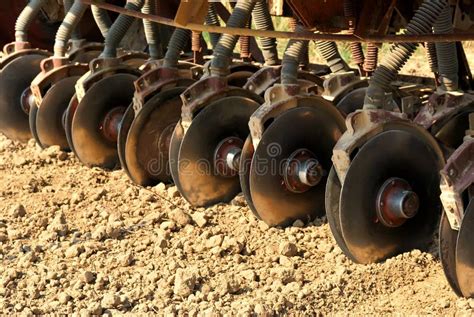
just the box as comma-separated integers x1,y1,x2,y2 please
322,72,366,103
286,0,345,31
332,110,409,183
132,65,200,115
180,76,229,129
414,92,474,130
174,0,208,26
0,47,51,69
76,55,144,102
30,58,89,106
440,139,474,230
244,66,282,96
249,86,332,149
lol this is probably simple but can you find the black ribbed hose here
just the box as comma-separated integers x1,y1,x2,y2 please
315,41,349,73
281,24,308,85
210,0,258,76
54,0,88,57
426,42,439,74
142,0,161,59
434,4,458,91
364,0,448,109
252,0,279,66
91,3,113,38
205,2,221,49
163,28,191,68
101,0,145,58
15,0,47,43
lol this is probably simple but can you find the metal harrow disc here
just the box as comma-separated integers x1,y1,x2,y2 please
325,167,358,263
71,73,138,169
249,99,345,227
456,200,474,298
339,126,444,264
239,135,259,218
0,54,46,142
117,104,135,178
439,212,463,297
34,76,80,150
173,96,260,207
124,87,185,186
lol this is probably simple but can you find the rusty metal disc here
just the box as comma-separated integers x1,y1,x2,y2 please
117,103,135,178
432,104,474,150
250,102,345,227
64,94,79,154
175,96,260,207
0,54,46,142
35,76,80,150
29,103,41,147
336,87,367,116
325,167,358,262
439,212,463,297
239,135,259,218
71,73,138,169
456,199,474,298
125,87,185,186
169,119,185,191
339,127,443,264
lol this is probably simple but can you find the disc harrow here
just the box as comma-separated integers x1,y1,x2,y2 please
0,0,473,301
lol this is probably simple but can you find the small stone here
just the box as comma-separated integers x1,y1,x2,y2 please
240,270,257,281
254,304,267,315
65,245,84,258
13,156,27,166
87,302,102,315
57,151,68,161
206,234,224,249
9,204,26,218
279,256,294,267
174,268,196,297
169,209,192,227
469,298,474,309
160,221,176,231
119,252,134,267
47,211,68,236
292,219,305,228
258,221,270,231
92,188,107,201
279,241,298,257
82,271,96,284
144,212,162,224
154,182,167,193
0,233,7,243
58,292,71,304
439,298,450,309
91,225,106,241
70,192,84,204
167,186,181,198
192,212,208,228
101,293,120,309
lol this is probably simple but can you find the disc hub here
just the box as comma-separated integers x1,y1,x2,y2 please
376,178,420,227
20,87,35,115
284,149,324,193
100,107,126,143
214,137,244,177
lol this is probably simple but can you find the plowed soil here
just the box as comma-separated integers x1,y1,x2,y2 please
0,135,473,315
